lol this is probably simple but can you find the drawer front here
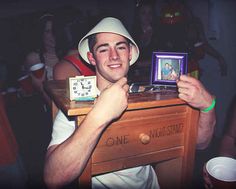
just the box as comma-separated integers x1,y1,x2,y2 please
92,105,188,163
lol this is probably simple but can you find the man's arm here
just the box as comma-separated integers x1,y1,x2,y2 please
44,77,129,188
177,75,216,149
196,107,216,149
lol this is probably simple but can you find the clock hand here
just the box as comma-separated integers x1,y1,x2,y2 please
83,86,90,89
80,82,86,89
81,82,91,89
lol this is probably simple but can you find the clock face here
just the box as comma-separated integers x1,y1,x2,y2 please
72,78,93,97
68,76,97,101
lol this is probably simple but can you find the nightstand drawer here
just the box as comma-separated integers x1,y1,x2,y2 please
93,105,187,163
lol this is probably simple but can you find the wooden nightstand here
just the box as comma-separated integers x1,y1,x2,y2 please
45,80,199,189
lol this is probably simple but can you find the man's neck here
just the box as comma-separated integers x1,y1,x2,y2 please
96,74,112,92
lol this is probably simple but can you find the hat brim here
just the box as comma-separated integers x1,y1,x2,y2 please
78,17,139,66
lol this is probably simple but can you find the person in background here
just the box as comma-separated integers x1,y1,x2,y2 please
19,12,61,188
0,93,28,189
158,0,227,79
53,49,95,80
53,7,95,80
184,1,227,78
44,17,216,189
23,13,62,106
129,0,159,83
132,0,158,62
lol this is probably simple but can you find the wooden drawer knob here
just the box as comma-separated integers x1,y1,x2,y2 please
139,133,151,144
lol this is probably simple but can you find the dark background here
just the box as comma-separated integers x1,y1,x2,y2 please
0,0,235,188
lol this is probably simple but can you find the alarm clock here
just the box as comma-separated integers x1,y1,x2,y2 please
67,75,97,101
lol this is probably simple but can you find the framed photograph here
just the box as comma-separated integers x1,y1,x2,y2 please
150,52,188,86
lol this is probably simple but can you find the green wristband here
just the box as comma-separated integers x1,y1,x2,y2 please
201,98,216,113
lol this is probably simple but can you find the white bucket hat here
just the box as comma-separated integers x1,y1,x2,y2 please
78,17,139,66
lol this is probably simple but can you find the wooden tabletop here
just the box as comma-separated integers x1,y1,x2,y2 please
44,80,186,116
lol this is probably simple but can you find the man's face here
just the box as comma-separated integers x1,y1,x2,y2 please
88,33,132,83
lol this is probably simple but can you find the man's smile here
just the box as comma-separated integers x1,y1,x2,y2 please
108,64,122,69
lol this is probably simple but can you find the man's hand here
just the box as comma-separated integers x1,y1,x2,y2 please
91,77,129,125
177,75,214,111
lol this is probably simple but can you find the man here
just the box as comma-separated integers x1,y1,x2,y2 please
44,17,216,189
161,63,171,80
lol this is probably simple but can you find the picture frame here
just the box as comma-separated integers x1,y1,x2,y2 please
150,52,188,86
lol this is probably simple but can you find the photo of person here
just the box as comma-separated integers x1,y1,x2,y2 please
160,59,180,81
168,63,179,80
161,61,171,80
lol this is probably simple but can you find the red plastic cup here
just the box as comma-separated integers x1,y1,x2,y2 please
206,156,236,189
30,63,45,78
17,74,34,95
